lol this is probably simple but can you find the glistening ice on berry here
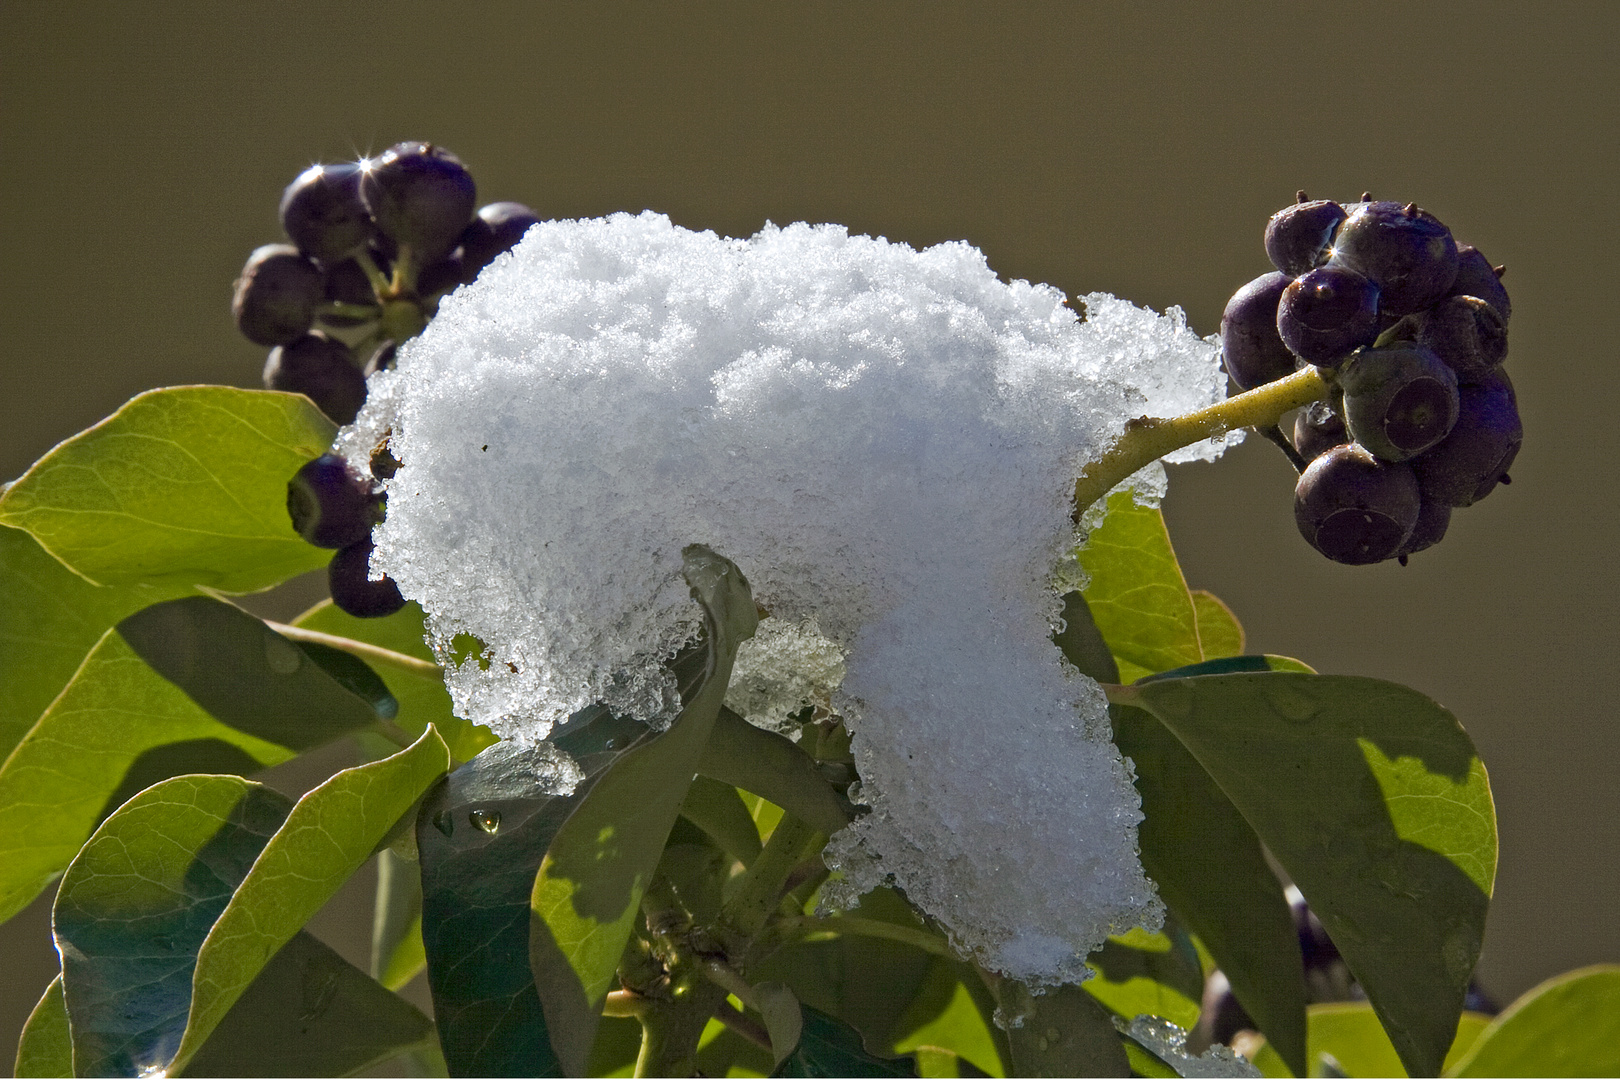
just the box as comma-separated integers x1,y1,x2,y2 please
1220,271,1298,390
1277,265,1381,366
1264,195,1347,277
232,244,323,346
279,162,375,265
1293,400,1349,462
1330,201,1459,315
360,142,476,266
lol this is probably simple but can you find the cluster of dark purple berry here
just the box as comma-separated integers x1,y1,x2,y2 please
1221,194,1522,565
232,141,539,615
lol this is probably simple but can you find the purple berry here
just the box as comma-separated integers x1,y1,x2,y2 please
1330,201,1458,316
1395,499,1452,564
1339,344,1460,462
279,162,375,265
1415,294,1508,382
1448,244,1511,322
360,142,476,266
1221,272,1298,389
1411,369,1522,507
363,340,398,377
1293,400,1349,462
329,536,406,618
232,244,323,346
1264,193,1347,277
459,201,541,280
1277,265,1381,367
1295,444,1420,565
287,454,380,548
416,253,466,298
263,332,367,425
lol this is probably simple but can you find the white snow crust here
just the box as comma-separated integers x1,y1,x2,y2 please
337,211,1237,984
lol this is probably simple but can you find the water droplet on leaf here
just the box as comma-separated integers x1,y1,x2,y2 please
1265,683,1319,722
264,635,303,675
470,808,501,834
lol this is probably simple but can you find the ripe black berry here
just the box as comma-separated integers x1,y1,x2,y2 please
263,332,367,425
1330,201,1459,316
233,244,324,346
1395,499,1452,564
1415,294,1508,382
286,454,380,548
279,162,375,265
1338,344,1460,462
329,536,406,618
1295,444,1421,565
1293,400,1349,462
1277,265,1381,366
1264,193,1347,277
416,254,466,298
360,142,476,266
1411,370,1522,507
1449,244,1511,323
459,201,541,280
1221,272,1298,389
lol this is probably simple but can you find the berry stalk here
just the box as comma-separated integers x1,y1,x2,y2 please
1072,365,1331,515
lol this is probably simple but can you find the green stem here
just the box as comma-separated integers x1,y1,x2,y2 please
777,914,959,959
633,983,729,1078
721,815,824,944
266,621,443,679
354,249,392,298
1071,366,1331,515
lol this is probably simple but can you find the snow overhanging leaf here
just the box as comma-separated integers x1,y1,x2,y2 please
336,211,1238,986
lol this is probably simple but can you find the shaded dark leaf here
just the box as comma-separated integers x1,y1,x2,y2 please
772,1005,917,1077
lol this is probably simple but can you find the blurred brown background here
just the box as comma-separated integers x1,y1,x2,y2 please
2,0,1615,1063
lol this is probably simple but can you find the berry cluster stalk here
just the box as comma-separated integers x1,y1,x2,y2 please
1072,366,1330,516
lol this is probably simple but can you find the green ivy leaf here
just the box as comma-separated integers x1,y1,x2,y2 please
415,707,657,1076
1054,600,1306,1075
891,955,1007,1077
0,387,336,592
0,525,191,764
681,774,765,864
698,707,855,836
1076,490,1204,681
993,980,1131,1077
0,630,293,926
53,774,293,1077
530,544,759,1076
13,975,70,1078
1118,673,1497,1079
1297,1001,1495,1077
167,728,449,1075
118,595,398,747
293,599,497,763
371,847,427,991
1447,964,1620,1077
772,1005,918,1077
1081,925,1205,1032
181,931,433,1078
1190,590,1245,659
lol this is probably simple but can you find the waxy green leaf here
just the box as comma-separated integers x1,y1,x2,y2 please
681,774,765,864
293,599,496,763
891,956,1006,1076
698,706,854,836
0,387,336,592
1077,490,1204,681
530,544,759,1076
415,703,660,1074
1190,590,1244,659
182,931,433,1078
53,774,293,1077
773,1005,918,1077
118,595,399,748
1081,925,1205,1032
1118,672,1496,1078
371,847,427,991
1294,1001,1490,1078
1054,598,1306,1075
1448,964,1620,1077
994,980,1131,1077
168,728,449,1075
13,976,70,1078
0,525,190,764
0,631,292,926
